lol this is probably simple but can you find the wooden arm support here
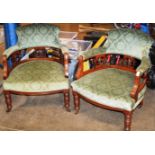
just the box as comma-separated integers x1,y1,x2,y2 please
130,71,147,101
3,55,9,80
130,75,141,101
75,53,137,80
64,53,69,77
75,55,84,79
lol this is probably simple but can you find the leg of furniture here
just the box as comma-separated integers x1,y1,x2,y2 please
64,91,70,112
4,92,12,112
124,111,133,131
138,100,144,109
73,92,80,114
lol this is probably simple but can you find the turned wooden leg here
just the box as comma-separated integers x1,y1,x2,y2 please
73,92,80,114
4,92,12,112
124,111,132,131
64,91,70,112
138,100,144,109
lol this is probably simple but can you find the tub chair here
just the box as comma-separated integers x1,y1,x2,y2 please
3,23,70,112
71,28,154,130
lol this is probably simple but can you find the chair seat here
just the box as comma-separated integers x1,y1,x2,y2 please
71,68,146,111
3,60,69,92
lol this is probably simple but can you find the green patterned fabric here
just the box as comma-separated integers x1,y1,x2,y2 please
16,24,62,49
136,56,151,75
71,68,146,111
3,44,69,59
3,45,22,58
3,24,69,58
79,29,153,60
79,47,107,60
3,60,69,92
104,28,154,59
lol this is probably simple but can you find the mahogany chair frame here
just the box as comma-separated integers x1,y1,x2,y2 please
3,47,70,112
72,53,147,131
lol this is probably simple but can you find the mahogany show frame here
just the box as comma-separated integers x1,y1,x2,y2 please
3,47,70,112
72,53,147,131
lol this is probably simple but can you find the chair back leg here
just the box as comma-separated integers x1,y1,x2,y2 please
73,92,80,114
4,91,12,112
138,100,144,109
64,91,70,112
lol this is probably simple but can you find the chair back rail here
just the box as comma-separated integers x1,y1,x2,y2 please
76,53,138,79
3,46,69,79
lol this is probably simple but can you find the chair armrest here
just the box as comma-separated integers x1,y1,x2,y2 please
130,72,147,101
75,55,84,79
130,56,150,101
130,74,141,101
3,55,9,79
76,47,107,79
3,45,21,58
2,45,20,79
60,45,70,55
60,45,70,77
136,55,151,76
64,53,69,77
79,47,107,60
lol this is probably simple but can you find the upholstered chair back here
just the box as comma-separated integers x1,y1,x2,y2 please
4,24,70,58
16,23,62,49
104,29,154,59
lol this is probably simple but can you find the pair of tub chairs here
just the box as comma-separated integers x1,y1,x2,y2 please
2,24,154,130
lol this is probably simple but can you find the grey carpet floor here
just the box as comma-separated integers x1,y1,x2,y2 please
0,89,155,131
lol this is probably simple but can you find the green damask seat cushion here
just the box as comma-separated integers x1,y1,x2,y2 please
71,68,146,111
16,24,62,49
3,60,69,92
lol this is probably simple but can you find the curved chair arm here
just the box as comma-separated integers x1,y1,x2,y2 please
64,53,69,77
3,44,70,79
130,56,150,101
136,56,151,76
130,74,141,101
79,47,107,60
76,47,107,79
60,45,70,77
2,45,21,80
78,35,107,60
3,44,70,58
3,55,9,79
75,55,84,79
60,45,70,55
130,72,147,101
3,45,22,58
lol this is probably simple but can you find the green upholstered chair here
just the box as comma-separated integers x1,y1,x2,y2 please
2,24,70,112
71,28,154,130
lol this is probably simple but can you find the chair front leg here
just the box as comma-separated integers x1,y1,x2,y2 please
4,91,12,112
124,111,133,131
73,91,80,114
64,90,70,112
